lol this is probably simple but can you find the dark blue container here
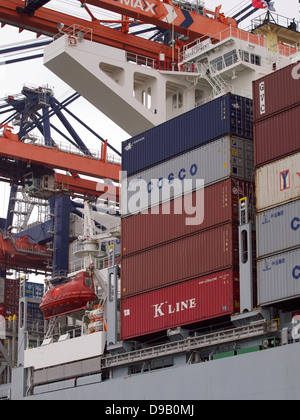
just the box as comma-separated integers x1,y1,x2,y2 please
122,93,253,176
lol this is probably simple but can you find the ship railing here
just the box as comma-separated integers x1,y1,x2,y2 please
53,24,93,43
39,326,83,346
275,42,298,57
69,252,121,273
13,241,50,256
34,320,107,348
250,12,300,34
0,230,51,256
126,52,176,71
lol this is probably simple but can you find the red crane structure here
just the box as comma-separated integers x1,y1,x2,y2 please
0,0,238,62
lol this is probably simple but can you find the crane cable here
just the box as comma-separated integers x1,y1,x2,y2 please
226,0,251,15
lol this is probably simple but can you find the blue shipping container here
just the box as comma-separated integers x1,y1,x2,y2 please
25,282,44,299
122,93,253,176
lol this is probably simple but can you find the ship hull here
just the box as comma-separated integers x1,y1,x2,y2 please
10,341,300,400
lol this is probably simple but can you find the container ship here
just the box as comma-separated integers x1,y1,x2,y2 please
0,0,300,400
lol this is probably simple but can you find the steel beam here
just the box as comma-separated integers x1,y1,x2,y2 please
0,134,121,181
0,0,174,61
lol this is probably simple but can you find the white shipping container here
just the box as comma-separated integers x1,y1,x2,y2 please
121,136,254,216
258,247,300,306
257,199,300,258
256,152,300,212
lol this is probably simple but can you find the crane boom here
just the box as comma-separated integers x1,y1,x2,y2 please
81,0,237,39
0,0,173,60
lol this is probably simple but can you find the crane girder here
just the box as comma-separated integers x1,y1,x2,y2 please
0,0,237,61
82,0,237,40
0,128,121,182
0,0,174,60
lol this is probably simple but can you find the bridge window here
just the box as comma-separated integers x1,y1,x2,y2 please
251,54,261,66
224,50,238,67
239,50,250,62
210,56,224,72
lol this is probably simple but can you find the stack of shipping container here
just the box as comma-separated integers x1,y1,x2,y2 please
254,62,300,307
0,278,19,321
120,93,255,340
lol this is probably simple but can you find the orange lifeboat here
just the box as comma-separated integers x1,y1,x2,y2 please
39,271,97,319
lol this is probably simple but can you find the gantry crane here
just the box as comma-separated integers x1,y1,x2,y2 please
0,85,120,275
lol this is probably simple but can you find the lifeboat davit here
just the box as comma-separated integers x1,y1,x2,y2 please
39,271,97,319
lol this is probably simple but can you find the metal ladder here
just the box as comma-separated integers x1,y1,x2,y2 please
45,317,59,339
197,61,231,96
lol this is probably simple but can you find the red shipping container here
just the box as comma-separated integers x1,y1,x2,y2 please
122,179,254,257
254,105,300,167
121,223,239,298
253,62,300,123
121,269,240,340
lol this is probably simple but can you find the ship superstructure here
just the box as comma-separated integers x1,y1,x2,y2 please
0,0,299,401
43,11,300,134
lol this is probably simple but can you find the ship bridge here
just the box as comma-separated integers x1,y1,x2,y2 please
44,14,300,134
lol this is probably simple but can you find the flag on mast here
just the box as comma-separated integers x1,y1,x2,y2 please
252,0,276,12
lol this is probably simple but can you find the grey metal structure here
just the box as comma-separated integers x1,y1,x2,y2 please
106,265,119,348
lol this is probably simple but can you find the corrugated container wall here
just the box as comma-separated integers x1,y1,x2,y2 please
254,105,300,167
258,247,300,306
122,179,254,257
121,269,240,340
253,62,300,123
4,278,20,306
255,151,300,212
122,136,254,216
0,278,4,304
121,223,239,298
122,93,253,176
257,200,300,259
